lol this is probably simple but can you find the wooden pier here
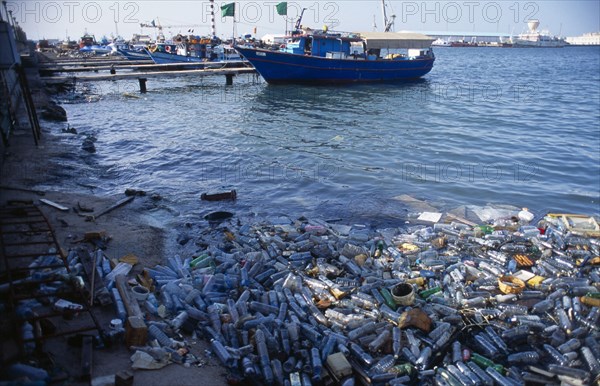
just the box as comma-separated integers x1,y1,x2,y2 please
39,58,257,89
38,61,247,73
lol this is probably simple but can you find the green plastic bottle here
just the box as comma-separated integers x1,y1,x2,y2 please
471,353,504,374
379,287,397,309
190,254,210,268
390,363,415,376
419,286,442,299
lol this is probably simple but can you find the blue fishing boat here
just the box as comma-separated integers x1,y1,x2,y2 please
117,48,151,60
144,37,243,65
235,30,435,84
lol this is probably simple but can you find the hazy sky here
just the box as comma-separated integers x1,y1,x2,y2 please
6,0,600,41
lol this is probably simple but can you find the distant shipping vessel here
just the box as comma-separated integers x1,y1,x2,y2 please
566,32,600,46
511,19,566,48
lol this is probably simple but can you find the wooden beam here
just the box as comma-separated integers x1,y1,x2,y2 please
115,274,143,318
41,67,256,83
80,336,93,382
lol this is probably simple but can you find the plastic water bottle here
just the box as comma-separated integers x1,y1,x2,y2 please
580,346,600,375
507,351,539,364
170,311,188,330
111,288,127,322
7,363,48,382
149,324,173,348
371,354,395,374
271,359,284,385
311,347,322,381
557,338,581,354
518,208,534,224
211,339,234,367
22,322,35,354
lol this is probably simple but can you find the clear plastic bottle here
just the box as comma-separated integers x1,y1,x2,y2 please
148,324,173,348
371,354,395,374
211,339,234,367
415,346,432,370
22,322,35,354
111,288,127,322
402,347,418,365
254,329,274,383
349,342,375,367
347,321,377,341
466,361,494,386
555,308,572,334
446,364,475,386
531,299,554,313
170,311,188,330
543,344,568,366
368,329,391,353
7,363,48,382
484,326,508,354
580,346,600,375
547,364,591,380
485,367,513,386
507,351,539,364
311,347,322,381
392,327,402,359
455,361,481,386
452,341,462,363
271,358,284,385
557,338,581,354
289,372,302,386
241,356,256,376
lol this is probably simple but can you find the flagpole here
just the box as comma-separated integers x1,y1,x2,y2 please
210,0,215,38
232,3,235,47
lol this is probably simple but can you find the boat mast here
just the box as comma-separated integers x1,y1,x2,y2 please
295,8,306,32
210,0,216,38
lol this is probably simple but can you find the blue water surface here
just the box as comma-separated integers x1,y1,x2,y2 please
57,46,600,224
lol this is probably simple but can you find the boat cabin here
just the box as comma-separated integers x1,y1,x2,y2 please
280,30,434,61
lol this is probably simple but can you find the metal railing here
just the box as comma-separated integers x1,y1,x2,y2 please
0,1,40,148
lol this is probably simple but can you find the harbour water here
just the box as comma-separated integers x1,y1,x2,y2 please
52,46,600,225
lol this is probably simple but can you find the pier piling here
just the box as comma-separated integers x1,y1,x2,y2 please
138,78,147,93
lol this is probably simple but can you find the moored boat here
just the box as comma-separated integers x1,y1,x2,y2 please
235,29,435,84
144,36,244,65
511,19,566,48
117,47,151,60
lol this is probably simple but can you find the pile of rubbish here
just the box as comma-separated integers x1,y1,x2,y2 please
131,209,600,385
3,207,599,385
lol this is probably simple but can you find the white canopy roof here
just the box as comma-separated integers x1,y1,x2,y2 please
358,32,435,49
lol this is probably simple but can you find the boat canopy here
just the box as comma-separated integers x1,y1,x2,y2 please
358,32,435,49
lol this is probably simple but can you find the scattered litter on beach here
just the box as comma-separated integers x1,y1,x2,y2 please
3,205,599,385
129,207,600,385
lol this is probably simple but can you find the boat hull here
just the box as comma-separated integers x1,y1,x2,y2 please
146,50,206,64
512,40,566,48
235,47,435,84
117,48,150,60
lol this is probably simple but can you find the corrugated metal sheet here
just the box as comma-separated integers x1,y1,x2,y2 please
358,32,435,49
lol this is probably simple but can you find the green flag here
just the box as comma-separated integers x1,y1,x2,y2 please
276,2,287,16
221,2,235,17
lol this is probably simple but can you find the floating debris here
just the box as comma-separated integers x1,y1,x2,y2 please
201,190,237,202
137,209,599,385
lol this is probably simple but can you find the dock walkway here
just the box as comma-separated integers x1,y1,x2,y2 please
39,57,257,88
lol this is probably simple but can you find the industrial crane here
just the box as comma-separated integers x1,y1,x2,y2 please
139,18,206,34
